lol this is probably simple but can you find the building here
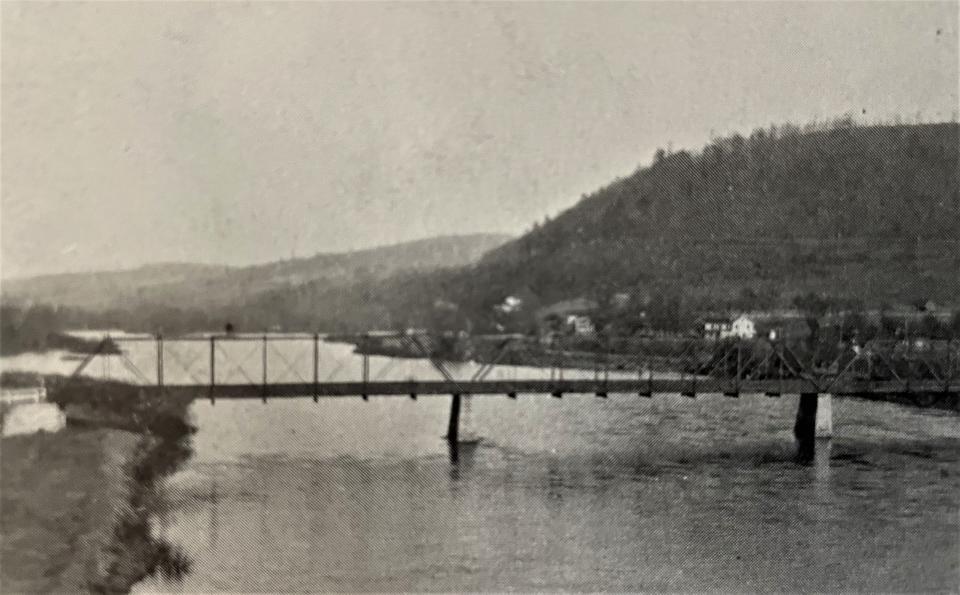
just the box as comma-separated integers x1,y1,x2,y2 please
703,317,732,339
703,310,813,341
729,314,757,339
535,297,599,339
567,314,596,336
701,313,756,339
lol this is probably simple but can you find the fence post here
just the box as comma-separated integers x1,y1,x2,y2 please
778,343,784,396
597,338,609,398
262,335,268,403
905,334,913,394
645,337,654,397
947,339,955,393
637,350,647,398
736,340,742,394
361,353,369,400
313,333,319,403
209,335,216,404
103,333,111,380
156,334,164,389
558,340,563,382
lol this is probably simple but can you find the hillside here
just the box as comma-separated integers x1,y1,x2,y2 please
469,121,959,309
1,263,233,311
273,121,960,333
1,234,510,312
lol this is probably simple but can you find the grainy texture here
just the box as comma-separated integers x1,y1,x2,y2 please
0,429,139,592
1,2,958,592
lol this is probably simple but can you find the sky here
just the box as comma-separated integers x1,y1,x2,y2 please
2,1,958,279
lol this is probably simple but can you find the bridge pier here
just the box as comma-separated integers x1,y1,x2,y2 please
794,392,819,463
815,393,833,438
446,393,461,443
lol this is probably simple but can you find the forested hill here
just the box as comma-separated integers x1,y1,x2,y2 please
473,121,959,306
451,122,959,313
2,233,510,312
221,121,960,334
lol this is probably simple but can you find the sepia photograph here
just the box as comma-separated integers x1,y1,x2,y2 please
1,1,958,592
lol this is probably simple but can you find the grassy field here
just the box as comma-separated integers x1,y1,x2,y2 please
1,428,138,592
1,373,195,592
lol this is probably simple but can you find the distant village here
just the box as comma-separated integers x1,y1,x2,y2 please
489,292,959,344
346,292,960,365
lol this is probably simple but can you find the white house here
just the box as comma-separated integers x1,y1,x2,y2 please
727,314,757,339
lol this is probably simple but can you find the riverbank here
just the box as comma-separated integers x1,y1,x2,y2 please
335,333,710,373
0,372,195,592
1,428,137,591
0,328,121,357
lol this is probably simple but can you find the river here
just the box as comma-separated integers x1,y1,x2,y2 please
4,338,959,591
132,340,959,592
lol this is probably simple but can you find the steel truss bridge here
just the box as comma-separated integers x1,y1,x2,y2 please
65,332,959,460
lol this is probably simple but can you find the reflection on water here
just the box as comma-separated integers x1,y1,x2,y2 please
133,389,960,593
814,438,833,485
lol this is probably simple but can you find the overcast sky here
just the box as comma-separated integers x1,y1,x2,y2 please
2,2,957,279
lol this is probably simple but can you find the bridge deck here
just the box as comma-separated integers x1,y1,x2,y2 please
138,379,960,399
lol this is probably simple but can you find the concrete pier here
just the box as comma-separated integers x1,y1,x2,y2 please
815,393,833,438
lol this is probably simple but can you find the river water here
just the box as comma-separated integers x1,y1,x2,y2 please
3,338,958,591
126,340,957,592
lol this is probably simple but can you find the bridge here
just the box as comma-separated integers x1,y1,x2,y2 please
63,332,960,461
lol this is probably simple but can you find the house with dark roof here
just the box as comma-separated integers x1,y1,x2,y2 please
536,297,599,339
